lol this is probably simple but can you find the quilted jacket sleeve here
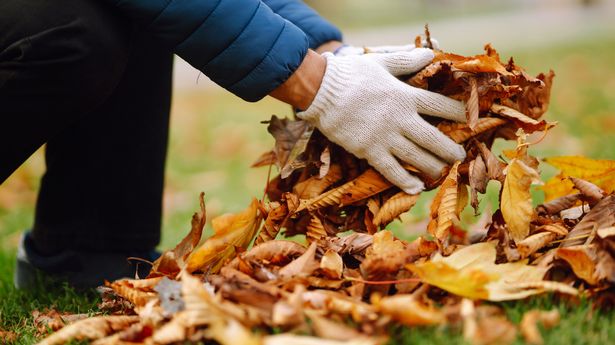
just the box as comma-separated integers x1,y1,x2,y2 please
262,0,342,49
102,0,309,102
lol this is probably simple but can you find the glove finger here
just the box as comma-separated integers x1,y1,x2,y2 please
364,44,416,54
412,88,467,122
401,115,467,164
368,151,425,195
390,135,447,179
366,48,434,76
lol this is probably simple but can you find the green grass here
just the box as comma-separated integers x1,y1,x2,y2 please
1,34,615,344
0,252,99,344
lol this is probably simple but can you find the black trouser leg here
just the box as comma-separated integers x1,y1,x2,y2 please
0,0,172,253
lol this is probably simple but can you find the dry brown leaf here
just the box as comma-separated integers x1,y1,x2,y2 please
205,318,262,345
306,215,328,244
301,290,378,323
305,310,364,341
517,232,557,259
461,299,517,345
563,195,615,247
361,231,408,282
279,242,319,278
428,161,461,247
266,116,309,171
239,240,306,266
556,245,599,285
467,77,479,131
304,169,392,211
438,117,506,143
448,54,513,76
293,164,342,200
501,158,541,243
376,294,445,326
106,280,158,307
520,309,560,345
186,198,262,273
469,155,488,212
476,142,506,182
320,249,343,279
319,146,331,179
255,202,288,244
373,192,419,227
570,177,606,205
264,334,380,345
32,310,90,336
536,193,581,215
0,331,17,343
36,316,139,345
251,150,277,168
490,104,551,133
150,193,206,277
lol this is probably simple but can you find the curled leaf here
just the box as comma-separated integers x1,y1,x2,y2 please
373,192,419,227
187,199,263,273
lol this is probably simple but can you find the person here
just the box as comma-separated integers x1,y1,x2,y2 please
1,0,466,288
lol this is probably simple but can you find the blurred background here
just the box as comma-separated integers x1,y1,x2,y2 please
1,0,614,253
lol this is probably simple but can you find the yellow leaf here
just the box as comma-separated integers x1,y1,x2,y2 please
540,173,575,202
543,156,615,195
501,159,541,243
407,242,577,301
186,199,262,273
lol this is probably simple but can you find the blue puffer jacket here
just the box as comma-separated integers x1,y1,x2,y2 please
102,0,342,102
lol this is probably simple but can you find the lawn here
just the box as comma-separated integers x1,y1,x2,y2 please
1,35,615,344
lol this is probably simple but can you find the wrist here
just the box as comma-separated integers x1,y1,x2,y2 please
270,50,326,111
316,40,345,54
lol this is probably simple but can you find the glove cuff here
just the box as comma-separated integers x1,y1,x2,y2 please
297,53,352,123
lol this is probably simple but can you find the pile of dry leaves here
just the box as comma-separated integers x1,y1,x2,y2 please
36,39,615,345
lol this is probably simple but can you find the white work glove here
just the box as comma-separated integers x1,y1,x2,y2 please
296,48,466,194
334,39,440,56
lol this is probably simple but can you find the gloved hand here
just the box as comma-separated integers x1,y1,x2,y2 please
334,38,440,56
296,48,466,194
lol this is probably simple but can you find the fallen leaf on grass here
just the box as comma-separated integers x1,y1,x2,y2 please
264,334,381,345
461,299,517,345
36,316,139,345
0,330,17,343
32,309,90,336
407,242,577,301
520,309,560,345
